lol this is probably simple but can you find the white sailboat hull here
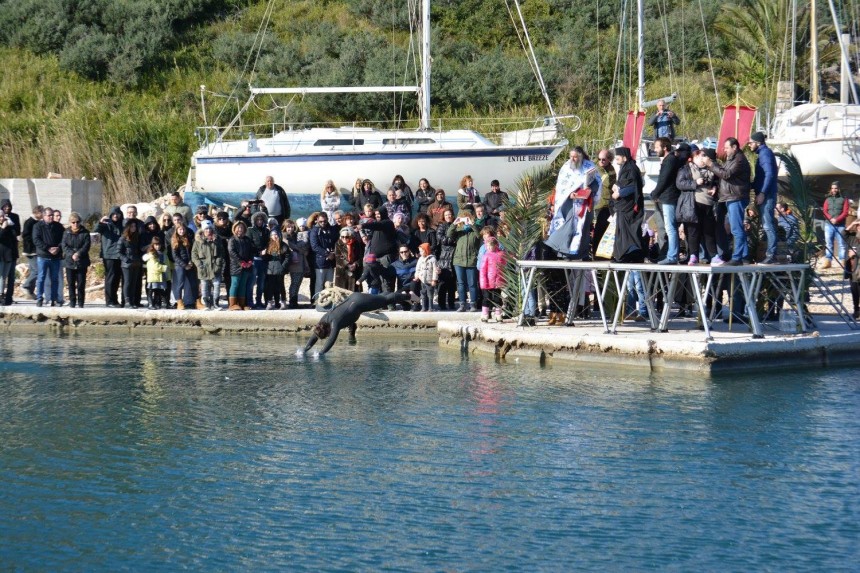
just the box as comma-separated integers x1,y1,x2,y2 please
771,138,860,176
187,127,567,214
768,103,860,177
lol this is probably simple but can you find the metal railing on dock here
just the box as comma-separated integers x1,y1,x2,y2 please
515,260,851,340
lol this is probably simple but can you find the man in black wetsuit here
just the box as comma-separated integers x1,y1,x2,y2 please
303,291,418,355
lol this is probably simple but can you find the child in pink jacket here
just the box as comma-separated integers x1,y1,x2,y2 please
479,237,506,322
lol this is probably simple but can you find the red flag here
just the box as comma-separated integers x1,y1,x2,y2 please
623,110,646,155
717,105,757,157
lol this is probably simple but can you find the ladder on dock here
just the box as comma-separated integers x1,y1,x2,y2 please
809,273,860,330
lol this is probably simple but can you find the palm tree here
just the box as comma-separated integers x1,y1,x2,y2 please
712,0,839,93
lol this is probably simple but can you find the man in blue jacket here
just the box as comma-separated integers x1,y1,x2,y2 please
749,131,778,264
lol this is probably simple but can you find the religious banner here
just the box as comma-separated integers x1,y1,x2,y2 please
623,110,646,155
717,105,757,157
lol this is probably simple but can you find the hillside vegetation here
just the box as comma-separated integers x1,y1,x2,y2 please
0,0,838,205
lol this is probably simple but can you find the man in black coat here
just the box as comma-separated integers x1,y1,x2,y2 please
32,207,65,306
255,175,291,226
649,137,682,264
0,199,20,304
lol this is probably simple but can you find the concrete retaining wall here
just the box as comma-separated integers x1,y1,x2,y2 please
0,178,103,219
437,320,860,373
2,306,858,373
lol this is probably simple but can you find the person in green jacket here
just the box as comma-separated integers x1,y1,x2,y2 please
447,210,484,311
191,221,227,310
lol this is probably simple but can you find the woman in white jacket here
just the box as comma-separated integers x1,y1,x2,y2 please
320,180,342,222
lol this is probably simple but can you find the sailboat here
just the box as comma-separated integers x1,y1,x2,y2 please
183,0,569,215
767,0,860,177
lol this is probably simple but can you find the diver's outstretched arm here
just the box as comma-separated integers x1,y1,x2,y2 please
318,324,341,355
303,334,319,353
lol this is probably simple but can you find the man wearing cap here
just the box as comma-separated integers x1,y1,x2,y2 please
749,131,778,264
256,175,291,226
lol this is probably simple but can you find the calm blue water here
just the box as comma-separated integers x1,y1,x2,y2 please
1,332,858,571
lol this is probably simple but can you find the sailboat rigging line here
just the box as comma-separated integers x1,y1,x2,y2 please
656,0,683,121
401,0,421,129
504,1,541,90
511,0,557,119
698,0,722,117
212,0,278,129
604,0,628,138
597,0,601,113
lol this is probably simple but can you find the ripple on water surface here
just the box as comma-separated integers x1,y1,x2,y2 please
0,332,858,570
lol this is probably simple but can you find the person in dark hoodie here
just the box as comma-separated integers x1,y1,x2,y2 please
140,215,164,252
357,206,398,294
246,211,270,309
214,211,233,295
427,188,453,228
119,220,144,308
0,199,20,304
0,209,19,305
33,206,65,306
350,178,383,213
61,212,91,308
97,206,125,307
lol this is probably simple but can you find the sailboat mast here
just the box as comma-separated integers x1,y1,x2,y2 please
637,0,645,110
811,0,820,103
790,0,796,101
420,0,431,130
827,0,859,104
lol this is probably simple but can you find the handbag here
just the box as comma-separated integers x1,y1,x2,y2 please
595,216,617,259
675,192,698,224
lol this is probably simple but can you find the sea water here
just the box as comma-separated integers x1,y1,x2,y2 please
0,332,857,571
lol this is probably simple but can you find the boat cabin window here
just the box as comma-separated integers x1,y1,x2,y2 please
382,138,437,145
313,139,365,146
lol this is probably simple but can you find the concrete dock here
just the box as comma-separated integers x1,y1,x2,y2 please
1,303,858,373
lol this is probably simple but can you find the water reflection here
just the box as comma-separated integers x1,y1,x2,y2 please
0,332,856,571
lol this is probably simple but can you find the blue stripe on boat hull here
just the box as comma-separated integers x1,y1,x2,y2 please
195,147,561,164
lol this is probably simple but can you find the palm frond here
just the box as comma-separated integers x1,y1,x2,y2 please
775,151,817,263
498,168,555,317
